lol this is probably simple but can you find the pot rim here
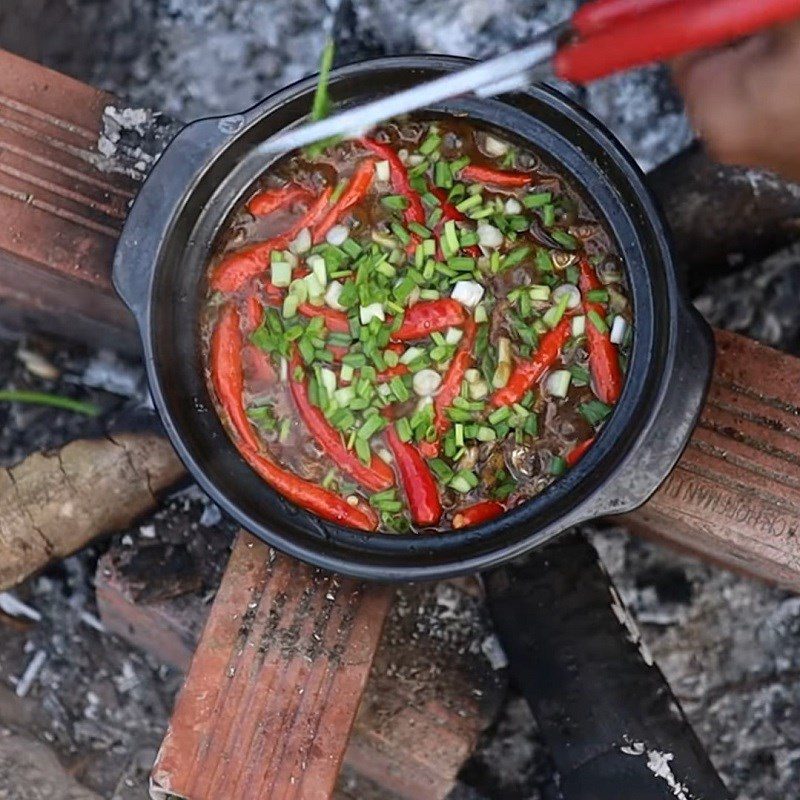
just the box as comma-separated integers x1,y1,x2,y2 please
114,55,710,581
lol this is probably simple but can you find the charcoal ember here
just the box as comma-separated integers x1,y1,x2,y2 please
695,243,800,354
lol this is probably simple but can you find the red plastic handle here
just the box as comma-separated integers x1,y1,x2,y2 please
558,0,800,84
572,0,681,37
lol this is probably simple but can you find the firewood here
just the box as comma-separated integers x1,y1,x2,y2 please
0,434,184,590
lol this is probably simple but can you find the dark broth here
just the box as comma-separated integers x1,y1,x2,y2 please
202,118,633,533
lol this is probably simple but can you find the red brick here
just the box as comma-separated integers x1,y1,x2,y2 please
151,532,393,800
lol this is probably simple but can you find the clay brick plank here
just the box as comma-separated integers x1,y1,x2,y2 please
151,531,393,800
626,329,800,590
0,49,142,351
95,551,503,800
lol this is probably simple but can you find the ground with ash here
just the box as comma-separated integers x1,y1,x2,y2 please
1,2,800,799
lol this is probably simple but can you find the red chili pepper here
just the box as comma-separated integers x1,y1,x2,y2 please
452,500,504,529
385,424,442,527
375,343,409,382
210,304,262,453
313,159,376,243
212,187,332,294
392,299,466,341
361,138,426,226
460,164,533,188
419,317,477,458
579,259,623,405
427,184,481,259
566,437,595,468
247,184,312,217
239,444,377,531
243,294,264,332
289,352,395,492
241,295,275,383
297,303,350,333
490,318,572,407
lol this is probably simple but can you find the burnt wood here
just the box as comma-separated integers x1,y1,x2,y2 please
485,533,731,800
648,143,800,290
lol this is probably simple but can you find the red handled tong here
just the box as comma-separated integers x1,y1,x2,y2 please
261,0,800,153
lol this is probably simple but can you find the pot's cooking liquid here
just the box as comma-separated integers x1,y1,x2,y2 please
201,119,633,533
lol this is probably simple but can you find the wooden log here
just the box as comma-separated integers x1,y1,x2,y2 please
0,433,184,591
150,531,394,800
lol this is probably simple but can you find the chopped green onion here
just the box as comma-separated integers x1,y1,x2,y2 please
455,194,482,213
429,458,454,483
523,191,552,209
390,375,410,401
579,400,613,426
282,293,299,318
271,259,292,288
443,220,460,254
395,417,413,442
355,436,372,465
382,194,409,211
552,230,578,250
434,161,452,188
390,222,411,245
408,221,431,239
419,132,442,155
529,284,550,302
587,289,609,303
501,246,530,270
588,309,609,334
358,414,385,440
543,293,570,329
549,455,566,476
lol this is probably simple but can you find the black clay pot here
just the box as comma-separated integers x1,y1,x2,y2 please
113,56,713,581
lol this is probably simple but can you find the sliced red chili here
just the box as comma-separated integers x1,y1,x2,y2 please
297,303,350,333
210,304,262,453
212,187,332,294
247,184,312,217
490,318,572,407
566,437,595,468
579,259,623,405
452,500,504,529
361,138,426,225
386,423,442,526
239,444,377,531
392,299,466,341
460,164,532,188
241,295,275,384
419,316,477,457
244,294,264,332
313,158,376,243
289,351,395,492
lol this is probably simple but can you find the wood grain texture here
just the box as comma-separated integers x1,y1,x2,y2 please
151,532,393,800
0,433,184,591
626,329,800,590
0,49,141,351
